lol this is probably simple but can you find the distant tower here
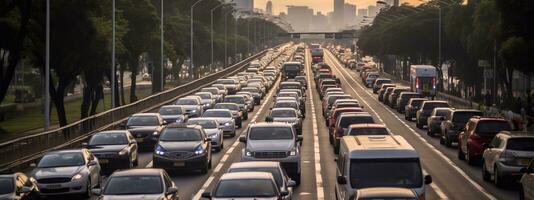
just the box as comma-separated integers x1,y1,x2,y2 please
333,0,345,30
266,1,273,15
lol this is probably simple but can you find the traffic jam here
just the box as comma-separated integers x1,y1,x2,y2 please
1,42,533,200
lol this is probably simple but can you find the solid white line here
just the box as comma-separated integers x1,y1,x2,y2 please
307,49,325,200
327,50,497,200
192,76,281,200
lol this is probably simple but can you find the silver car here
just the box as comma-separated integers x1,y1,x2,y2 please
200,87,223,103
188,118,224,152
158,105,188,123
266,108,303,135
202,109,237,137
236,92,255,112
195,92,216,110
175,96,203,117
30,149,101,197
227,162,296,200
202,172,288,200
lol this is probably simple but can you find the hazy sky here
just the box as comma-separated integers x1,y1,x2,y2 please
254,0,420,15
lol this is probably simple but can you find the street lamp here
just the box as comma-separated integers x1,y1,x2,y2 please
190,0,205,79
160,0,164,91
224,9,234,67
45,0,50,130
211,3,226,68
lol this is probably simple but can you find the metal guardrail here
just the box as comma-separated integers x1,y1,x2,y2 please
0,44,289,173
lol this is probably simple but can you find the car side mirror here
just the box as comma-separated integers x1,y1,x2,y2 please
239,136,247,143
91,188,102,196
162,120,169,125
297,136,303,142
88,160,98,166
424,175,433,185
19,186,31,193
165,187,178,195
280,190,289,196
287,180,297,187
201,192,212,198
81,142,88,148
337,176,347,184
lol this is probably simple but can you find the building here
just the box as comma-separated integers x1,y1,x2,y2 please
357,8,368,17
286,5,314,32
368,5,378,17
234,0,254,12
312,12,329,32
266,1,273,15
333,0,345,30
344,3,356,27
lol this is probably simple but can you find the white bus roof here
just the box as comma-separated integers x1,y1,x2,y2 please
341,135,419,159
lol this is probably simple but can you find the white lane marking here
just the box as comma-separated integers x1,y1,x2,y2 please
327,51,496,200
307,49,325,200
192,77,281,200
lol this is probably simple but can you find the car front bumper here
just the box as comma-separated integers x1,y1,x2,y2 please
153,153,209,170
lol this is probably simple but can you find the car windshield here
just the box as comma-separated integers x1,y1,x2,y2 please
434,110,449,116
271,110,296,118
475,121,512,136
243,88,259,93
224,97,245,104
89,133,128,145
214,179,276,198
228,168,283,188
280,84,301,90
423,102,449,111
506,138,534,151
176,99,198,105
201,88,218,94
278,93,297,98
452,112,482,123
349,128,389,136
401,94,420,101
38,152,85,168
158,107,183,115
214,104,239,110
196,94,211,99
249,127,293,140
0,177,13,194
188,120,218,129
329,96,350,104
203,111,232,118
339,116,375,128
376,79,391,85
350,158,422,189
127,116,159,126
275,102,297,109
216,80,235,84
104,176,163,195
284,65,300,71
159,128,202,141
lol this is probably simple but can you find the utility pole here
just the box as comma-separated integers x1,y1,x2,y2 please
111,0,116,108
160,0,164,91
44,0,50,130
190,0,204,79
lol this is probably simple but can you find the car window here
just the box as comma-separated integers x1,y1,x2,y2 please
0,177,13,194
475,121,511,136
224,97,245,104
506,138,534,151
271,110,297,118
196,94,211,99
349,128,389,136
176,99,198,105
38,152,85,168
214,179,277,198
228,168,283,188
452,112,483,123
159,128,202,141
158,107,183,115
490,136,502,148
89,133,128,145
188,120,218,129
104,176,163,195
127,116,159,126
249,127,293,140
349,158,422,189
214,104,239,110
339,116,374,128
423,102,449,111
203,111,232,118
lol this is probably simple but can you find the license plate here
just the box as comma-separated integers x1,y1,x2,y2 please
173,161,185,167
520,159,530,165
46,184,61,189
99,159,109,164
135,138,144,143
423,85,429,92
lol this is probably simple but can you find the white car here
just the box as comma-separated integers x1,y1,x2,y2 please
520,159,534,200
202,109,236,137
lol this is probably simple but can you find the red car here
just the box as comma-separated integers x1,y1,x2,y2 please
322,94,352,117
327,107,365,127
330,112,374,153
458,116,512,165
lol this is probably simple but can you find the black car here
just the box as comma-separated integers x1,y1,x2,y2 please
396,92,422,113
404,98,426,121
124,113,167,149
84,130,138,170
153,124,212,174
415,101,450,129
439,109,483,147
0,173,39,200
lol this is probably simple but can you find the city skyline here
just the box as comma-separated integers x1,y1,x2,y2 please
254,0,420,15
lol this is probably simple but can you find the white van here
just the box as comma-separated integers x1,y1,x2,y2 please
410,65,437,97
335,135,432,200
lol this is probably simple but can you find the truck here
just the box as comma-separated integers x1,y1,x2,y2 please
410,65,438,98
282,62,303,80
311,48,324,64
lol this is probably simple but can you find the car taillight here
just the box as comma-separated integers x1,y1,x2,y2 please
416,77,420,89
432,77,436,89
499,150,517,165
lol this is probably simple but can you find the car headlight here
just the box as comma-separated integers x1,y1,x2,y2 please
194,146,205,155
290,149,297,156
208,134,218,139
224,122,231,126
245,150,253,157
29,177,36,183
118,147,129,156
191,110,197,113
176,118,183,123
204,103,211,107
152,131,159,136
71,174,83,181
154,145,166,155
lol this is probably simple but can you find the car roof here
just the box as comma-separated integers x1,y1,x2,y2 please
497,131,534,139
47,149,84,154
342,135,418,159
228,161,280,169
95,130,129,135
219,172,274,180
271,108,297,111
131,113,159,117
160,105,184,109
111,168,164,177
422,100,448,104
250,122,293,128
357,187,417,198
205,109,231,112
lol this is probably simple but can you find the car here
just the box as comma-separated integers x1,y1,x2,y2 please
91,168,178,200
372,78,392,93
331,112,375,153
520,159,534,200
124,113,167,148
278,82,303,93
323,94,352,117
195,92,216,110
188,118,224,152
439,109,483,147
266,108,303,135
84,130,138,170
210,84,228,96
346,123,390,136
388,88,411,108
426,108,454,136
327,107,365,127
335,135,432,200
223,95,249,119
277,91,304,110
241,87,262,105
0,173,39,200
202,109,238,135
214,103,244,127
153,124,212,173
175,96,203,117
227,162,296,200
396,92,422,113
381,87,396,105
404,98,426,121
482,131,534,187
364,73,379,87
158,105,188,123
294,76,307,87
30,149,101,197
377,84,396,102
214,79,240,94
201,172,288,200
415,100,450,129
273,100,302,116
236,92,255,112
240,122,302,184
458,116,512,165
200,87,223,103
351,187,418,200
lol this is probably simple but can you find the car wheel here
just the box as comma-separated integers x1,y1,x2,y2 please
494,165,505,187
84,180,92,198
466,147,476,165
519,185,525,200
482,162,491,181
294,173,301,186
439,135,446,145
200,160,209,174
133,155,139,167
458,145,466,160
329,134,333,144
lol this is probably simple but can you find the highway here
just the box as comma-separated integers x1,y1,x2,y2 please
21,44,521,200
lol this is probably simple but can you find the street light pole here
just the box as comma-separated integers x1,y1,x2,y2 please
160,0,164,91
234,17,238,62
224,10,233,67
45,0,50,130
211,3,225,68
190,0,204,79
438,7,441,70
111,0,116,108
